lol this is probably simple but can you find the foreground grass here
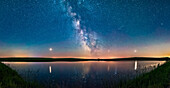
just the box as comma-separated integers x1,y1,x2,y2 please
118,61,170,88
0,62,42,88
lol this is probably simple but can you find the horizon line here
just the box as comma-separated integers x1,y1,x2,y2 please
0,56,169,59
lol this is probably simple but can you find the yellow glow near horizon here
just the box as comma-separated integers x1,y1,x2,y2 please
0,55,169,59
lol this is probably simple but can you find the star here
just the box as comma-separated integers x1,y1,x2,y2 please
49,48,53,51
134,50,137,53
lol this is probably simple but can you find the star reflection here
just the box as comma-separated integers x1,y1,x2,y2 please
49,66,52,73
134,61,138,70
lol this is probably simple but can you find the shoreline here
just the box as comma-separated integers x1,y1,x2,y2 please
118,61,170,88
0,62,42,88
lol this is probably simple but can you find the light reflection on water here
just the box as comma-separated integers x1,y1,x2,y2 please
3,61,165,88
134,61,137,70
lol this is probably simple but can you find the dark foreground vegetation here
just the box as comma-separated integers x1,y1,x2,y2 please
118,61,170,88
0,62,42,88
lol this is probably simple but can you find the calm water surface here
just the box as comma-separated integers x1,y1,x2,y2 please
3,61,165,88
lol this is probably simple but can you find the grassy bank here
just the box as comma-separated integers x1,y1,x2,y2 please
0,62,42,88
118,61,170,88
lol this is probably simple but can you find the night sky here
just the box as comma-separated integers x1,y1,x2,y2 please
0,0,170,58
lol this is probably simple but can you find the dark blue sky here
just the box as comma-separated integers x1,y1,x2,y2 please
0,0,170,57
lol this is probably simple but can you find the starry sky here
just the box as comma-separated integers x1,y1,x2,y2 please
0,0,170,58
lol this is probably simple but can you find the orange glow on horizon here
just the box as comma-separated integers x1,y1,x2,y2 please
0,55,169,59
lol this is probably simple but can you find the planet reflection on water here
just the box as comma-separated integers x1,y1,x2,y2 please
3,61,165,88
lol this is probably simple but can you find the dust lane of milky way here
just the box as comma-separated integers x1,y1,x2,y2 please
59,0,101,55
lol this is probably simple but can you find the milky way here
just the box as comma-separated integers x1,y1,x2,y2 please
59,0,101,55
0,0,170,57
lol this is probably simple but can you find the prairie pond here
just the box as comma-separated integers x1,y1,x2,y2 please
3,61,165,88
